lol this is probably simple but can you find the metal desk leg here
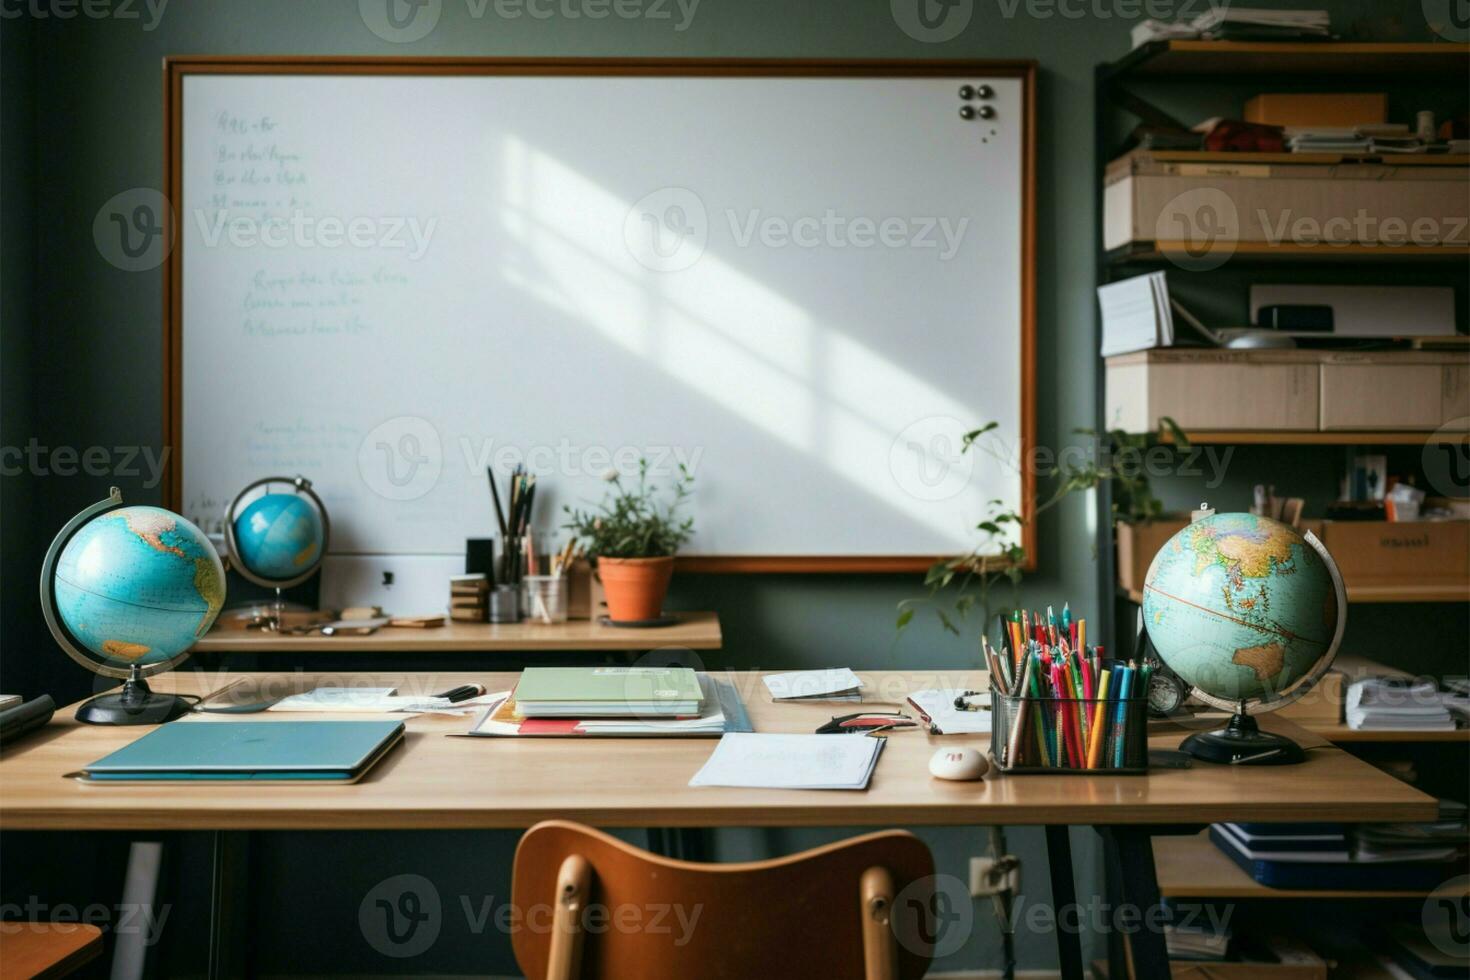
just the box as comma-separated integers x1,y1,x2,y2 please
1101,826,1171,980
1102,833,1130,980
207,831,251,980
1044,825,1086,980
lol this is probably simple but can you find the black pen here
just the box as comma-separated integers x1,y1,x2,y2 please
432,684,487,703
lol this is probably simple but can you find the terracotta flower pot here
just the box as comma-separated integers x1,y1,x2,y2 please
597,556,674,622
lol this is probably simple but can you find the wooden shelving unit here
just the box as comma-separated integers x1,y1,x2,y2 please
1095,42,1469,969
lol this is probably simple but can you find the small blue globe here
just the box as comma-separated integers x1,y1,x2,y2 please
232,493,324,582
54,506,226,668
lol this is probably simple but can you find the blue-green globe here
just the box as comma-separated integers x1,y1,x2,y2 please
54,506,226,668
1143,513,1341,704
232,492,323,581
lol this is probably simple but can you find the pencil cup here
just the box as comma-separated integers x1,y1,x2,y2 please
989,690,1149,774
488,584,521,623
520,575,568,625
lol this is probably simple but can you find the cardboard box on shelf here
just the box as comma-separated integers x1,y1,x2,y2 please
1103,151,1469,252
1320,519,1470,587
1244,92,1387,128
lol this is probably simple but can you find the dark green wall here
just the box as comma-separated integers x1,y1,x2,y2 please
3,0,1459,975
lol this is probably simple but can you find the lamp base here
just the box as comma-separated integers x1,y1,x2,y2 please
75,676,191,726
1180,712,1305,766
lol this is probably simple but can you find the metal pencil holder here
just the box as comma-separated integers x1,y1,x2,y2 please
990,689,1149,774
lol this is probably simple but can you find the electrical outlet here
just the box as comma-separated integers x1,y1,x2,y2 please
969,855,1021,897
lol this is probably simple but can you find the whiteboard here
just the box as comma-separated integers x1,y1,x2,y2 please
170,63,1033,569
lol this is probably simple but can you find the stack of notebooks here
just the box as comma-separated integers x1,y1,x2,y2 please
449,573,490,622
1288,125,1429,155
466,666,751,738
1210,804,1468,891
1346,677,1458,732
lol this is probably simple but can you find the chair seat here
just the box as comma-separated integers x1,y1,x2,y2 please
0,923,104,979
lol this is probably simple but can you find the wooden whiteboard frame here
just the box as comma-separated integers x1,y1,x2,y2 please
162,57,1037,574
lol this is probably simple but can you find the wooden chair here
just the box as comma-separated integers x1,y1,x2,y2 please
0,923,103,979
510,820,936,980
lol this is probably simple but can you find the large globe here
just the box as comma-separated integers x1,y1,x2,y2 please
1142,512,1340,704
232,492,323,582
54,505,226,669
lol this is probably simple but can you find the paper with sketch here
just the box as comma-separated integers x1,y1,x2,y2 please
906,689,993,735
688,733,884,790
762,668,864,702
268,687,498,715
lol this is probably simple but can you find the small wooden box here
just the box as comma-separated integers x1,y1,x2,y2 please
565,559,606,620
1244,92,1386,128
1116,518,1188,593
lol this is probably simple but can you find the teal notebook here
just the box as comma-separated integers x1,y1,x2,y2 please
80,720,404,783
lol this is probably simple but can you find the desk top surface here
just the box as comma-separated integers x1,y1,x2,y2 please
192,611,722,653
0,670,1438,831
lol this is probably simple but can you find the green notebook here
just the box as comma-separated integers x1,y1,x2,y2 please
514,666,704,718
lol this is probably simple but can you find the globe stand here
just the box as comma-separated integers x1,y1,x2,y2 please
1179,709,1306,766
75,665,193,726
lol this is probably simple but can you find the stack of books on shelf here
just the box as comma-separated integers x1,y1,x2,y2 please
1210,803,1468,891
449,573,490,623
1346,677,1458,732
1288,124,1433,155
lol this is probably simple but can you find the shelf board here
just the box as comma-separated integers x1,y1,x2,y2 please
1301,724,1470,744
1105,41,1470,79
192,611,723,653
1155,831,1468,899
1121,582,1469,604
1107,241,1470,266
1159,429,1466,446
1129,150,1470,167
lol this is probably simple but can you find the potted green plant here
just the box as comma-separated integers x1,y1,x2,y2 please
563,460,694,622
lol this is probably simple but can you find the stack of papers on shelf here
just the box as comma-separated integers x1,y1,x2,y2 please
1345,677,1456,731
1098,271,1173,356
1132,8,1328,48
513,666,703,718
762,668,864,702
1384,923,1470,979
1353,800,1469,863
1288,124,1419,154
1165,922,1231,960
689,733,884,790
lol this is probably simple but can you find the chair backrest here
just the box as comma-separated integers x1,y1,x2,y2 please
510,820,936,980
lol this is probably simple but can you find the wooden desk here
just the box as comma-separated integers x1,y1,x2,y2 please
191,611,722,654
0,669,1435,831
0,670,1437,980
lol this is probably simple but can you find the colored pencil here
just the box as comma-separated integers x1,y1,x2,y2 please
1087,669,1111,769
